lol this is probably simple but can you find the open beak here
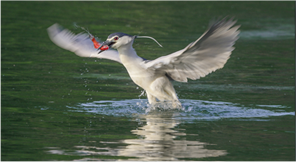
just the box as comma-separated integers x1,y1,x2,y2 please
97,40,113,54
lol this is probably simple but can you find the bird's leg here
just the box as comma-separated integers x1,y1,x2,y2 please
149,77,173,101
149,77,182,109
164,85,179,101
146,91,157,105
171,100,182,109
164,85,182,109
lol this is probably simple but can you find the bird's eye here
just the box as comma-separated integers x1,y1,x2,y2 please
114,37,119,40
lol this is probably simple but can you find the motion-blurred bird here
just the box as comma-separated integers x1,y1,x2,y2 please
47,17,240,108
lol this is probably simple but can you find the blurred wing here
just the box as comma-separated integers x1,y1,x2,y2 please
144,18,240,82
47,23,121,64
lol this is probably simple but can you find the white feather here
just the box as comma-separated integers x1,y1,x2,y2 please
144,18,240,82
47,23,121,63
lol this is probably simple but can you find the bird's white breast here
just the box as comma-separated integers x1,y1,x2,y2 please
118,46,156,89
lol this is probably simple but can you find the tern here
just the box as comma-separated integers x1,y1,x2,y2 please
47,18,240,108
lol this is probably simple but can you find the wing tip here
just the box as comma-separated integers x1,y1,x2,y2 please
47,23,64,38
209,16,238,30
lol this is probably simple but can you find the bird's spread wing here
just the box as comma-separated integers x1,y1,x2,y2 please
143,18,240,82
47,23,121,64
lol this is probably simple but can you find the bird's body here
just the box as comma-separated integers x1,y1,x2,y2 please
114,38,181,106
47,18,240,108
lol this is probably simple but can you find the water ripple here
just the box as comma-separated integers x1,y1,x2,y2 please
67,99,294,121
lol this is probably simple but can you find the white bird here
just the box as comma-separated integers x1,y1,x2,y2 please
47,18,240,108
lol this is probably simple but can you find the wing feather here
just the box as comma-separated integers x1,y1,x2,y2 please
144,18,240,82
47,23,121,64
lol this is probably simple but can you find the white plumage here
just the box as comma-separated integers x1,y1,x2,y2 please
47,18,240,108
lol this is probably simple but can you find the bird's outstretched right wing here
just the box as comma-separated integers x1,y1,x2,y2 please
144,18,240,82
47,23,121,64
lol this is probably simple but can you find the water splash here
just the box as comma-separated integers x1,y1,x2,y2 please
67,99,294,122
138,90,146,98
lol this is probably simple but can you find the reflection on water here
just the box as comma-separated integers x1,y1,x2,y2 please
47,109,227,160
117,110,227,160
46,99,294,160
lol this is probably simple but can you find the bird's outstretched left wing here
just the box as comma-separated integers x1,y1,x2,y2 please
143,18,240,82
47,23,122,64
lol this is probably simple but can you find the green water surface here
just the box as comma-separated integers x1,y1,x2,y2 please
1,1,295,161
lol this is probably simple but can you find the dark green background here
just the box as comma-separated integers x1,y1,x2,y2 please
1,1,295,161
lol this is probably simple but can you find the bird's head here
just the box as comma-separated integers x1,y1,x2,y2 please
98,32,162,53
99,32,135,51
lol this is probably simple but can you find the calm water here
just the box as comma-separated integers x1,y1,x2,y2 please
1,1,295,161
